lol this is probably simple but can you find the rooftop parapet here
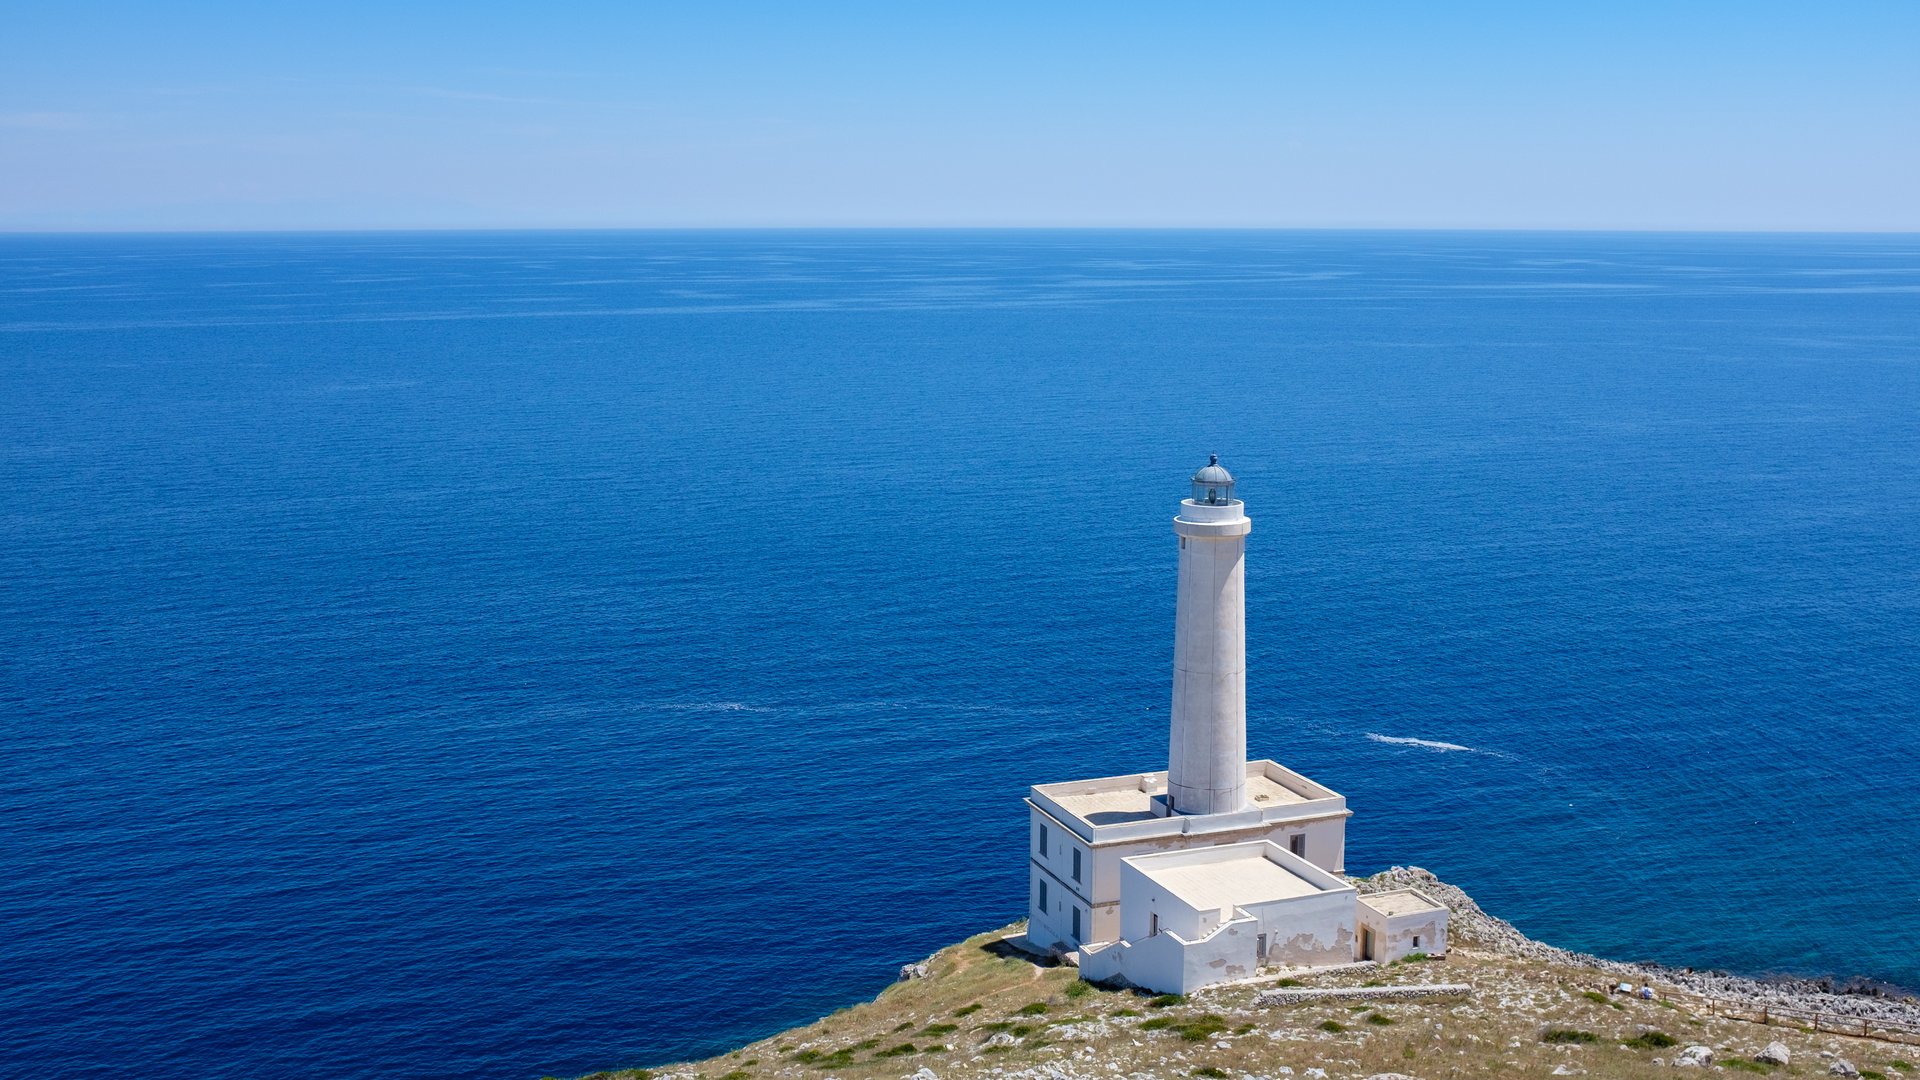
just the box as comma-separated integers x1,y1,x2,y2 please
1029,759,1348,844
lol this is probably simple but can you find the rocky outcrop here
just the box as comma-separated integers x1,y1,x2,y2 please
1354,867,1920,1033
1755,1041,1791,1066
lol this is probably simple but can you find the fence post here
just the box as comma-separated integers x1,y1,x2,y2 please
1760,1006,1768,1026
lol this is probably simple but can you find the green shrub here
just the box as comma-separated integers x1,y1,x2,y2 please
1008,1024,1035,1037
1541,1029,1599,1044
1318,1020,1345,1033
1625,1031,1677,1049
921,1022,958,1036
978,1021,1014,1032
1139,1017,1175,1031
1017,1002,1050,1016
891,1021,913,1032
1366,1013,1395,1026
1177,1015,1230,1042
954,1003,982,1017
1111,1008,1142,1018
1723,1059,1772,1075
1580,990,1610,1005
1064,980,1094,999
874,1043,917,1059
1150,993,1186,1008
1274,978,1303,988
1860,1071,1887,1080
1194,1068,1230,1078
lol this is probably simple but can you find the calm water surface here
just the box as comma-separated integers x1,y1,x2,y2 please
2,231,1917,1078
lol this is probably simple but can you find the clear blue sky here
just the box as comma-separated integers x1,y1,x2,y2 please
3,1,1915,231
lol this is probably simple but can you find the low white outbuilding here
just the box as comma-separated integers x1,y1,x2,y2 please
1356,889,1449,963
1078,840,1357,995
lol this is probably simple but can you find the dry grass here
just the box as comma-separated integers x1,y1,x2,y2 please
583,924,1917,1080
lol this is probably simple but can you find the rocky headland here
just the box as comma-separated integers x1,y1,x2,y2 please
570,869,1920,1080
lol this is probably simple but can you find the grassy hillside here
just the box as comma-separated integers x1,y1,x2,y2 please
567,875,1917,1080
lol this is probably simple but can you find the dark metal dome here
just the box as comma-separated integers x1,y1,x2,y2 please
1191,454,1234,486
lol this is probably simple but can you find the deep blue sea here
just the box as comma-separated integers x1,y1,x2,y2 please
3,230,1917,1079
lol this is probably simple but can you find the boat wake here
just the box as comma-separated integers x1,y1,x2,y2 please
1366,732,1479,754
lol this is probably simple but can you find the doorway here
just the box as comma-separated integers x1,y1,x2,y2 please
1360,927,1375,962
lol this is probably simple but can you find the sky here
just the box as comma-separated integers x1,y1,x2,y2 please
2,2,1916,231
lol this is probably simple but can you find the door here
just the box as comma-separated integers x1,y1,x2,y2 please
1360,927,1374,961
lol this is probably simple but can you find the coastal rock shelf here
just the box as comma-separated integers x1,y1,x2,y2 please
576,868,1920,1080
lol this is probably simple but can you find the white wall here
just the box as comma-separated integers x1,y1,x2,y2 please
1080,914,1260,995
1356,894,1448,963
1242,887,1356,968
1028,806,1093,949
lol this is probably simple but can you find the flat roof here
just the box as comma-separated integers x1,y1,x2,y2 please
1360,889,1447,918
1135,845,1339,911
1035,760,1334,830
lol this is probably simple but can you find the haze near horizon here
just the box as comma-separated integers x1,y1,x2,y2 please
2,1,1916,232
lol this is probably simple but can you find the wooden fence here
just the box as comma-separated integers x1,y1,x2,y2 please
1649,985,1920,1049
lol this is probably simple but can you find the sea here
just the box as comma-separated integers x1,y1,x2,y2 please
2,230,1916,1079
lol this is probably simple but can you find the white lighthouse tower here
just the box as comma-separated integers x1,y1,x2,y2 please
1024,457,1353,959
1168,455,1251,816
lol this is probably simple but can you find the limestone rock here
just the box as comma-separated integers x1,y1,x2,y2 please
1830,1060,1860,1078
906,1068,938,1080
1363,1073,1425,1080
897,962,930,981
983,1032,1019,1048
1755,1042,1791,1066
1674,1045,1714,1068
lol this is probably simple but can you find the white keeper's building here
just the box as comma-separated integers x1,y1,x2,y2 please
1025,457,1447,994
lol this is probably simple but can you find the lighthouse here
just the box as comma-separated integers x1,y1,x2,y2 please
1023,456,1351,957
1168,455,1251,816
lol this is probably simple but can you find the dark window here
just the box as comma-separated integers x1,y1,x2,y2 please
1038,880,1048,911
1071,906,1082,940
1071,848,1082,882
1289,834,1306,857
1038,824,1048,856
1413,935,1421,949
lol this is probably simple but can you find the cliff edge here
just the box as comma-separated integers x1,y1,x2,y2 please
569,868,1920,1080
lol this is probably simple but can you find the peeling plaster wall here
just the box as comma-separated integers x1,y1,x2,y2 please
1080,916,1260,995
1242,888,1357,968
1355,895,1449,963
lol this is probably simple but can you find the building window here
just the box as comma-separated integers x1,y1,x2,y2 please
1150,912,1160,937
1289,834,1306,857
1071,848,1082,882
1071,906,1082,940
1038,880,1048,911
1413,935,1421,949
1038,824,1048,856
